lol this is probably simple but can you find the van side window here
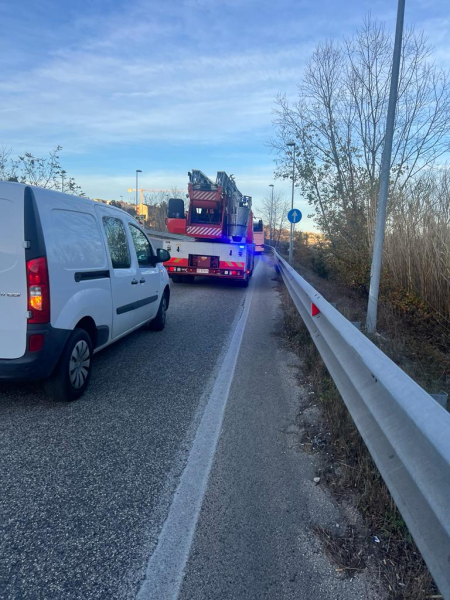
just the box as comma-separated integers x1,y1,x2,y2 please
129,225,153,267
102,217,131,269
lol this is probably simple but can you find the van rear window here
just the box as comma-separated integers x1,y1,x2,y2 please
102,217,131,269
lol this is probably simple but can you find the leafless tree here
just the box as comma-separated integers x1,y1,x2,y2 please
0,145,83,195
144,187,185,231
259,189,289,246
271,16,450,253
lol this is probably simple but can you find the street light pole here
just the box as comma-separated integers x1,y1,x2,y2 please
135,170,142,208
269,184,274,246
366,0,405,333
287,142,296,264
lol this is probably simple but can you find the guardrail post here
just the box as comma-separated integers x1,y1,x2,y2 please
430,391,448,410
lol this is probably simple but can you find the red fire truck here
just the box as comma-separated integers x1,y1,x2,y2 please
164,171,255,286
253,218,264,254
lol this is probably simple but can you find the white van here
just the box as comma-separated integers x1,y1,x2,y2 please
0,182,171,401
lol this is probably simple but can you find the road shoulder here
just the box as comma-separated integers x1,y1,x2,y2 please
179,256,383,599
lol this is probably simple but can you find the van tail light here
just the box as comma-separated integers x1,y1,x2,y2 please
27,257,50,324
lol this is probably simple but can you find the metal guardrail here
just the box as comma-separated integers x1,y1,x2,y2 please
273,250,450,599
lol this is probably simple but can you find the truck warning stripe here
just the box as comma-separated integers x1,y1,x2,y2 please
220,261,245,268
187,226,222,236
191,191,217,201
166,258,189,266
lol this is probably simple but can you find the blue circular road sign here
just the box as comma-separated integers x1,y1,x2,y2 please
287,209,302,224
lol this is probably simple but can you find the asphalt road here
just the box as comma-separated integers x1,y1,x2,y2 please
0,257,379,600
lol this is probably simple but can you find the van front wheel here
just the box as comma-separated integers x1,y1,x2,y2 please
44,328,93,402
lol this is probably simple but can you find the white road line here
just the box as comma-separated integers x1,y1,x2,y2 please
137,276,256,600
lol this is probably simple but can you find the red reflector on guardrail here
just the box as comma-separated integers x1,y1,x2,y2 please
311,303,320,316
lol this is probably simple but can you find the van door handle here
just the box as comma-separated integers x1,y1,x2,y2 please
131,279,138,285
140,278,146,283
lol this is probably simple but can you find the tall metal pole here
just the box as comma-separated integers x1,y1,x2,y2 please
269,184,274,246
135,171,138,206
366,0,405,333
287,142,296,263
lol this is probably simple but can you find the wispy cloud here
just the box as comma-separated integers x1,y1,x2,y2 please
1,0,449,222
0,36,311,150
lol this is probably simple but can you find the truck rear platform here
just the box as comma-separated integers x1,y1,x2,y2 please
163,238,254,285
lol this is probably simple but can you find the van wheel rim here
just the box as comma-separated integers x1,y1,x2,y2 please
69,340,90,389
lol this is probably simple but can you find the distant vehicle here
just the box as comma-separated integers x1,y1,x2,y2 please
0,183,171,401
253,218,264,254
164,170,255,285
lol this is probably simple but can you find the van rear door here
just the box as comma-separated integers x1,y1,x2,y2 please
0,184,27,359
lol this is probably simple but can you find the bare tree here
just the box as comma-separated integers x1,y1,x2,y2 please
0,146,14,180
271,16,450,256
0,145,84,195
144,187,185,231
259,190,289,247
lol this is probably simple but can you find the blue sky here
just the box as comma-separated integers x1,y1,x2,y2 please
1,0,449,230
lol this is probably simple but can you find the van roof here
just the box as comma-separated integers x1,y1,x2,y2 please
0,181,133,218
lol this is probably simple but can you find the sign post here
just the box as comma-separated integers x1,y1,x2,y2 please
287,209,302,263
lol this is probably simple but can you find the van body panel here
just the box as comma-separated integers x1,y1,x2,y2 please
31,188,113,336
51,287,113,334
0,186,27,359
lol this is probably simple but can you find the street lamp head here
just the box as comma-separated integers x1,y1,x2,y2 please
269,184,274,188
136,169,142,173
286,141,296,148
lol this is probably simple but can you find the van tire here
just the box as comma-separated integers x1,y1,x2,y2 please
44,328,93,402
148,295,167,331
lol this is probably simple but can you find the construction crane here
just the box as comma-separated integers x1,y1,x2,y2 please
127,188,176,217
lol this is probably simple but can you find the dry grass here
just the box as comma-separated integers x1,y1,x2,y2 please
385,173,450,326
289,250,450,399
279,283,440,600
312,525,367,576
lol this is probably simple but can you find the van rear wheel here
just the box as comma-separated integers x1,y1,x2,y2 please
44,328,93,402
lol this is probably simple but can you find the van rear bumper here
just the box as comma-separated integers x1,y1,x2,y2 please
0,325,70,381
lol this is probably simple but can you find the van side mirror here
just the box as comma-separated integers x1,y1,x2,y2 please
155,248,170,263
